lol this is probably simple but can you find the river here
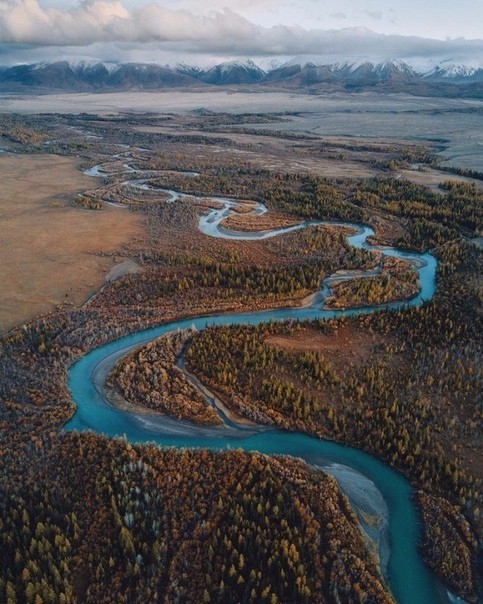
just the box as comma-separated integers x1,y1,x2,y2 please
64,165,460,603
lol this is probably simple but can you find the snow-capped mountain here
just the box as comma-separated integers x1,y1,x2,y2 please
0,58,481,97
0,61,202,91
423,63,483,83
179,60,266,85
264,59,422,89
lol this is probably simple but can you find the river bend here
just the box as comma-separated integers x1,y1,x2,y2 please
65,163,455,603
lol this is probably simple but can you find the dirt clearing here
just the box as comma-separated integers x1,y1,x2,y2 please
265,325,393,377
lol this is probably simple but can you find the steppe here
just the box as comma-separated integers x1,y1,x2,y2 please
0,153,143,331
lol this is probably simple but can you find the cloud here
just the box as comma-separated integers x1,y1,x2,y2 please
365,10,383,21
329,13,347,20
0,0,482,67
0,1,261,46
0,1,125,45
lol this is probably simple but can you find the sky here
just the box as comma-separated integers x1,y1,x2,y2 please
0,0,482,68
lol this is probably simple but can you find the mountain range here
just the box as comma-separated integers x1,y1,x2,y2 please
0,59,482,98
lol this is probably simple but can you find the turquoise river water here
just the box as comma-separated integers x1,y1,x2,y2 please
64,184,458,603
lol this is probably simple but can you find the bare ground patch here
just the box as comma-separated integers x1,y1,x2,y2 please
265,325,392,378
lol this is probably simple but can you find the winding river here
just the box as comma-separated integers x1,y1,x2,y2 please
65,162,457,603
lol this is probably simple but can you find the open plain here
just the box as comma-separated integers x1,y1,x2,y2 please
2,90,482,170
0,153,143,331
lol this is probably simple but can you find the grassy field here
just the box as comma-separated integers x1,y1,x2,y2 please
0,153,144,331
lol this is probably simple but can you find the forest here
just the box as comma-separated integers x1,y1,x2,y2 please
0,434,393,604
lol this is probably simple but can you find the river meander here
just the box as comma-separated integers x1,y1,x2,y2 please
65,169,459,603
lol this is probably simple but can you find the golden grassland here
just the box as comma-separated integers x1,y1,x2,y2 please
0,154,144,331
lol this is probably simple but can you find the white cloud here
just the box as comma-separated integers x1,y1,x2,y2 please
0,0,482,67
0,0,129,44
365,10,383,21
0,1,266,46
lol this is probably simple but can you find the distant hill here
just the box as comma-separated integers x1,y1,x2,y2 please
0,59,482,98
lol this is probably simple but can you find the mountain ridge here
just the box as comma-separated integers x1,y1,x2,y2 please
0,59,481,98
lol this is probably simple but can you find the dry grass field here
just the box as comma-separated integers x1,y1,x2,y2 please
0,153,144,331
397,165,483,192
